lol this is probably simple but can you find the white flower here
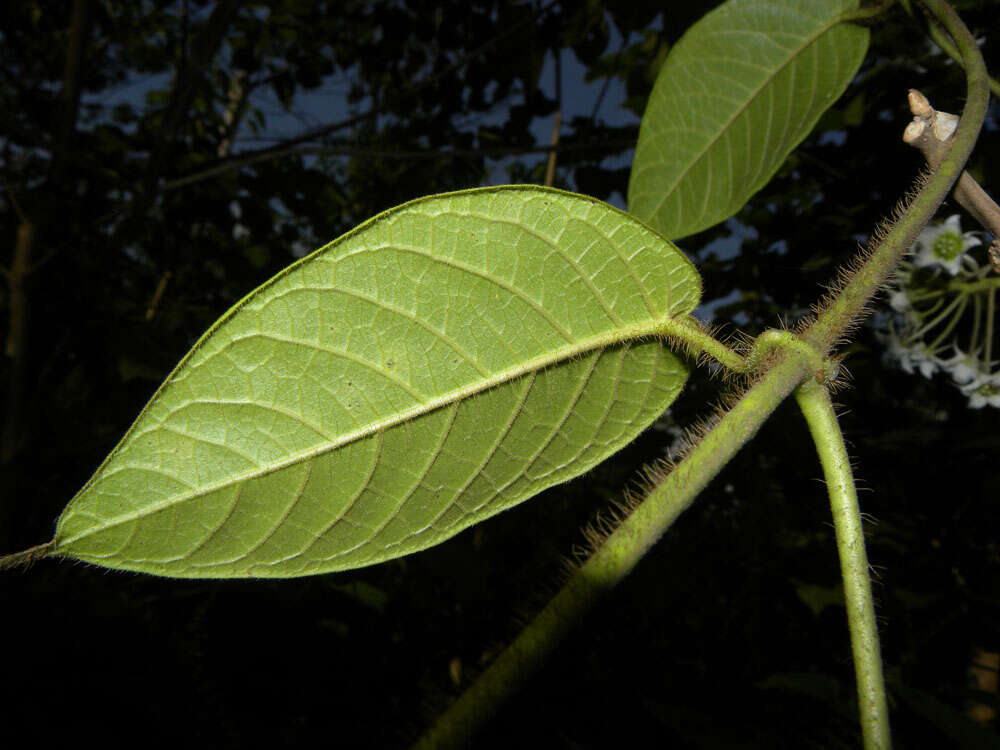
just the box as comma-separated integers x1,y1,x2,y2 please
880,330,909,365
900,341,940,378
938,347,983,385
959,371,1000,409
889,288,912,313
912,214,982,275
882,332,940,378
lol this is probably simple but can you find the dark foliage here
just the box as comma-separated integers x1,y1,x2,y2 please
1,1,998,747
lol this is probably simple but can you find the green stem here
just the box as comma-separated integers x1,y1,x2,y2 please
658,320,836,381
743,329,834,378
412,351,817,750
658,314,746,371
924,13,1000,99
915,296,947,321
926,293,968,351
802,0,990,354
953,275,1000,294
905,287,948,303
970,292,983,356
0,541,56,571
911,290,964,339
985,285,995,367
413,2,989,746
794,380,891,750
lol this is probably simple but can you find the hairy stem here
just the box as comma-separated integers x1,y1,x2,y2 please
658,315,746,370
412,2,991,746
657,320,835,379
0,541,56,571
794,380,891,750
801,0,990,354
412,351,818,749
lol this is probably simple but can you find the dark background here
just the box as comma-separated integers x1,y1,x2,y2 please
1,1,998,747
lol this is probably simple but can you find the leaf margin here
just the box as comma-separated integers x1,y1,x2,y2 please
52,185,703,578
627,0,871,240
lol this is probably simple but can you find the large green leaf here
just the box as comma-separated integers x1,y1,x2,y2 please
628,0,869,240
54,186,701,578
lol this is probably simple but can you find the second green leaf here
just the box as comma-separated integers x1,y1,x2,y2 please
628,0,869,240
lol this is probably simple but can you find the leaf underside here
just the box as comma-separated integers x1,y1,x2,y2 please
628,0,869,240
54,186,701,578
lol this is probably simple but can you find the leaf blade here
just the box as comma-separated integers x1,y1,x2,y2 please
55,186,700,578
628,0,870,240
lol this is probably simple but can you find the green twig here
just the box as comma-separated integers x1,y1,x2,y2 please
412,352,818,749
924,13,1000,99
926,294,967,350
912,290,964,339
412,2,991,746
985,285,995,367
802,0,990,354
658,315,746,371
658,320,837,380
794,380,891,750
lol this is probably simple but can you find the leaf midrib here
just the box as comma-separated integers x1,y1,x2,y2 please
56,317,672,549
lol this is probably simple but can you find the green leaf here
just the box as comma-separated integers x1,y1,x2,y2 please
628,0,869,240
54,186,700,578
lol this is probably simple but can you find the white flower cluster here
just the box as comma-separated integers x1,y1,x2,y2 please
880,214,1000,409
